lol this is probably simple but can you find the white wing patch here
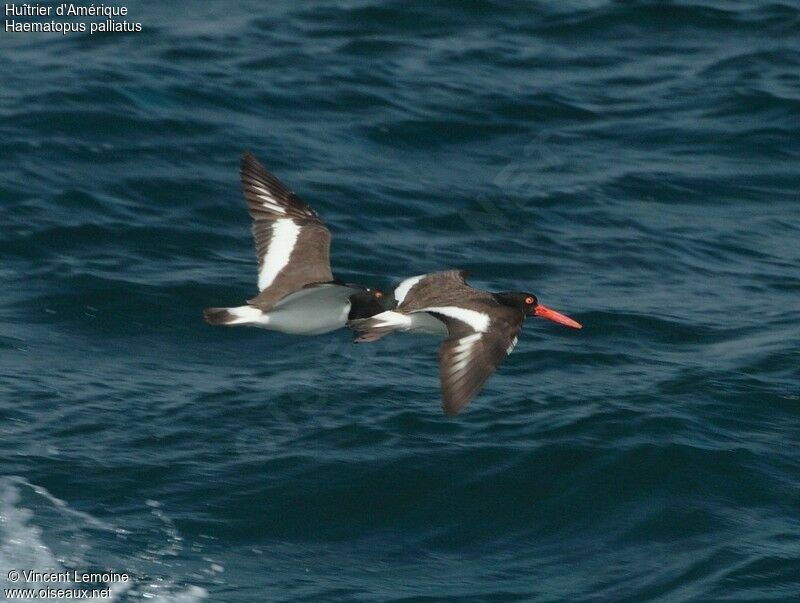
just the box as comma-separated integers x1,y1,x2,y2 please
252,183,287,215
258,219,301,291
506,336,518,356
450,332,482,375
393,274,425,305
421,306,490,333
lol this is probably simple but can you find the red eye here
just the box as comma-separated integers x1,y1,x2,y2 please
525,296,534,305
375,291,384,299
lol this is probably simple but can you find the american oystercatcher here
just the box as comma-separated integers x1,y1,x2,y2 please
348,270,582,415
204,153,387,335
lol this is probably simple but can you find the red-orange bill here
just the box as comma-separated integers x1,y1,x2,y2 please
534,304,582,329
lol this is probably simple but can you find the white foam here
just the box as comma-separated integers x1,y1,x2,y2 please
141,585,208,602
0,478,132,601
0,477,210,603
0,479,62,579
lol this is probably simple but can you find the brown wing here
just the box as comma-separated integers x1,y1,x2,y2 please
395,270,488,311
240,153,334,310
433,307,524,416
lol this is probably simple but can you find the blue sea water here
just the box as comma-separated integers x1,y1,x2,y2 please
1,1,800,600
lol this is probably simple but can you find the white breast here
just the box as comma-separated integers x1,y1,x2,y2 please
264,284,357,335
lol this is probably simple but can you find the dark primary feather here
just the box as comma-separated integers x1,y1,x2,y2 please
433,306,524,416
238,153,334,310
240,152,322,223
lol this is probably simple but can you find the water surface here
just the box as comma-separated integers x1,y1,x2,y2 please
1,1,799,600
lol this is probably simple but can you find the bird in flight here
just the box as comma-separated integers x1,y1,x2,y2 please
204,153,386,335
348,271,582,416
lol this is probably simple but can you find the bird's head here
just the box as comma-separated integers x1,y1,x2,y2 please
496,291,582,328
348,288,394,320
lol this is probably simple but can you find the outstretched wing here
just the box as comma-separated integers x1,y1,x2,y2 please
393,270,473,310
425,305,523,416
347,271,472,342
240,153,334,310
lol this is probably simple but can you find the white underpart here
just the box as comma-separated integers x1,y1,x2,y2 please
393,274,425,305
407,312,450,336
420,306,491,333
451,332,482,375
266,284,359,335
253,183,287,214
506,336,518,356
367,310,448,336
258,219,301,291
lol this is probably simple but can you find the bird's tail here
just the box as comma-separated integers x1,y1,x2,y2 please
347,311,406,343
203,305,264,326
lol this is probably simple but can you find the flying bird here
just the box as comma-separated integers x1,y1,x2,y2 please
204,153,386,335
348,270,582,416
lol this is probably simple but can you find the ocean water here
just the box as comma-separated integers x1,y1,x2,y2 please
1,1,799,600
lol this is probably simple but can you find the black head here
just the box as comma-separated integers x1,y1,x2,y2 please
494,291,582,328
348,288,393,320
494,291,539,316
